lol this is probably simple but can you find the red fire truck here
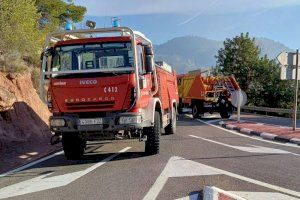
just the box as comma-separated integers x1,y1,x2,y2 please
40,27,178,159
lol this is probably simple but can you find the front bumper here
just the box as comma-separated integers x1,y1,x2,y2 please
50,113,151,133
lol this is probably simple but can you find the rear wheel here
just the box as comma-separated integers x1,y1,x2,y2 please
178,100,183,114
165,106,176,135
219,98,232,119
62,132,86,160
220,110,230,119
192,103,202,118
144,111,160,155
178,106,183,114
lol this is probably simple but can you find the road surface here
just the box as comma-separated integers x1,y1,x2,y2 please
0,114,299,200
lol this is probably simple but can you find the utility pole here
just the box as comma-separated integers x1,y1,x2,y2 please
293,49,299,130
237,89,241,123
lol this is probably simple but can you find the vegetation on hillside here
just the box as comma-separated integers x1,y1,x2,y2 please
0,1,294,109
215,33,294,108
0,0,86,73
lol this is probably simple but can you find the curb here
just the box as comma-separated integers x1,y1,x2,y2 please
219,121,300,146
203,186,246,200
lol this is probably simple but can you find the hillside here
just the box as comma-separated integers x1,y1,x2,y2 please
0,72,58,173
154,36,293,74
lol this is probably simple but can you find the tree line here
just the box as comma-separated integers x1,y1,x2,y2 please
0,0,86,72
0,1,294,109
215,33,294,109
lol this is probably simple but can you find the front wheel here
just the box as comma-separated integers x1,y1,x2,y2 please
62,133,86,160
144,111,161,155
165,107,176,135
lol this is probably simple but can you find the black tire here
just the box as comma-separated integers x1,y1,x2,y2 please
144,111,160,155
62,132,86,160
165,107,176,135
218,97,232,119
178,107,183,114
220,111,230,119
192,103,201,118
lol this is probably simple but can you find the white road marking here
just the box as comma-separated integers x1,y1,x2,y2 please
231,191,300,200
189,135,300,156
143,156,300,200
0,150,64,178
206,119,223,124
0,147,131,199
143,156,220,200
195,118,300,149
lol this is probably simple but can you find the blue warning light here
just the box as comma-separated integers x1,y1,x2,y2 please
112,18,120,27
65,22,73,30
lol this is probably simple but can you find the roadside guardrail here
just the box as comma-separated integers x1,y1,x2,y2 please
241,106,300,117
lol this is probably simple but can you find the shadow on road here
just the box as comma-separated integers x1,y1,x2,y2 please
177,115,220,126
19,143,148,171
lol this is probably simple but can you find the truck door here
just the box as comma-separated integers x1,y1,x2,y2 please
137,45,152,108
157,68,169,110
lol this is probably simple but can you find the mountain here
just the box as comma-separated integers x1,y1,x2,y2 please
154,36,293,74
255,38,293,58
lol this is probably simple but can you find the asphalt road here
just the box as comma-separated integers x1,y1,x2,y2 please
0,114,300,200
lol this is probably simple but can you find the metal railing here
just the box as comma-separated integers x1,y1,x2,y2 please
241,105,300,115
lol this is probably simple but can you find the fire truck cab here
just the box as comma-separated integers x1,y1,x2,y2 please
40,27,178,159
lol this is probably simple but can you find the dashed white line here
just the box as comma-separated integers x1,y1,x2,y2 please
195,118,300,149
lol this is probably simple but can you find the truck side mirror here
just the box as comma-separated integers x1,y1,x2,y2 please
144,45,154,73
40,52,49,80
145,55,154,73
40,47,54,80
144,46,154,55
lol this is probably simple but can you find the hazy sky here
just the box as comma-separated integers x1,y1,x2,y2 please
75,0,300,49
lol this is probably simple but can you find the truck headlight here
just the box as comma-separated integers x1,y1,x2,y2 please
50,118,66,127
119,116,142,124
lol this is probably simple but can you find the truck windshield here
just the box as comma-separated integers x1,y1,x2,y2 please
51,42,133,76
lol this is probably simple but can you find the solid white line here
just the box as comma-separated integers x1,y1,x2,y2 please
143,156,221,200
189,135,300,156
144,155,300,199
231,191,300,200
0,147,132,199
0,150,64,178
195,118,300,149
214,167,300,198
206,119,223,124
83,147,131,174
142,167,169,200
179,155,300,198
0,146,132,178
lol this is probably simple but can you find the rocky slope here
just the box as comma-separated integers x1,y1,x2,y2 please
0,72,57,173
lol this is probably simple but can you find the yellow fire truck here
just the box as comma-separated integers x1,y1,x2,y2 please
177,71,240,118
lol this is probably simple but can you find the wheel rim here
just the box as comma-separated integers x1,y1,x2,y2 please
192,105,197,116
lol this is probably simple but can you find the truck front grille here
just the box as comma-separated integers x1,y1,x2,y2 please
65,101,115,110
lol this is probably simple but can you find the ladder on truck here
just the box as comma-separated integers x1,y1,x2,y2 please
224,79,236,94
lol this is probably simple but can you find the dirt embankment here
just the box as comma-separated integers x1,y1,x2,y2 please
0,72,58,173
